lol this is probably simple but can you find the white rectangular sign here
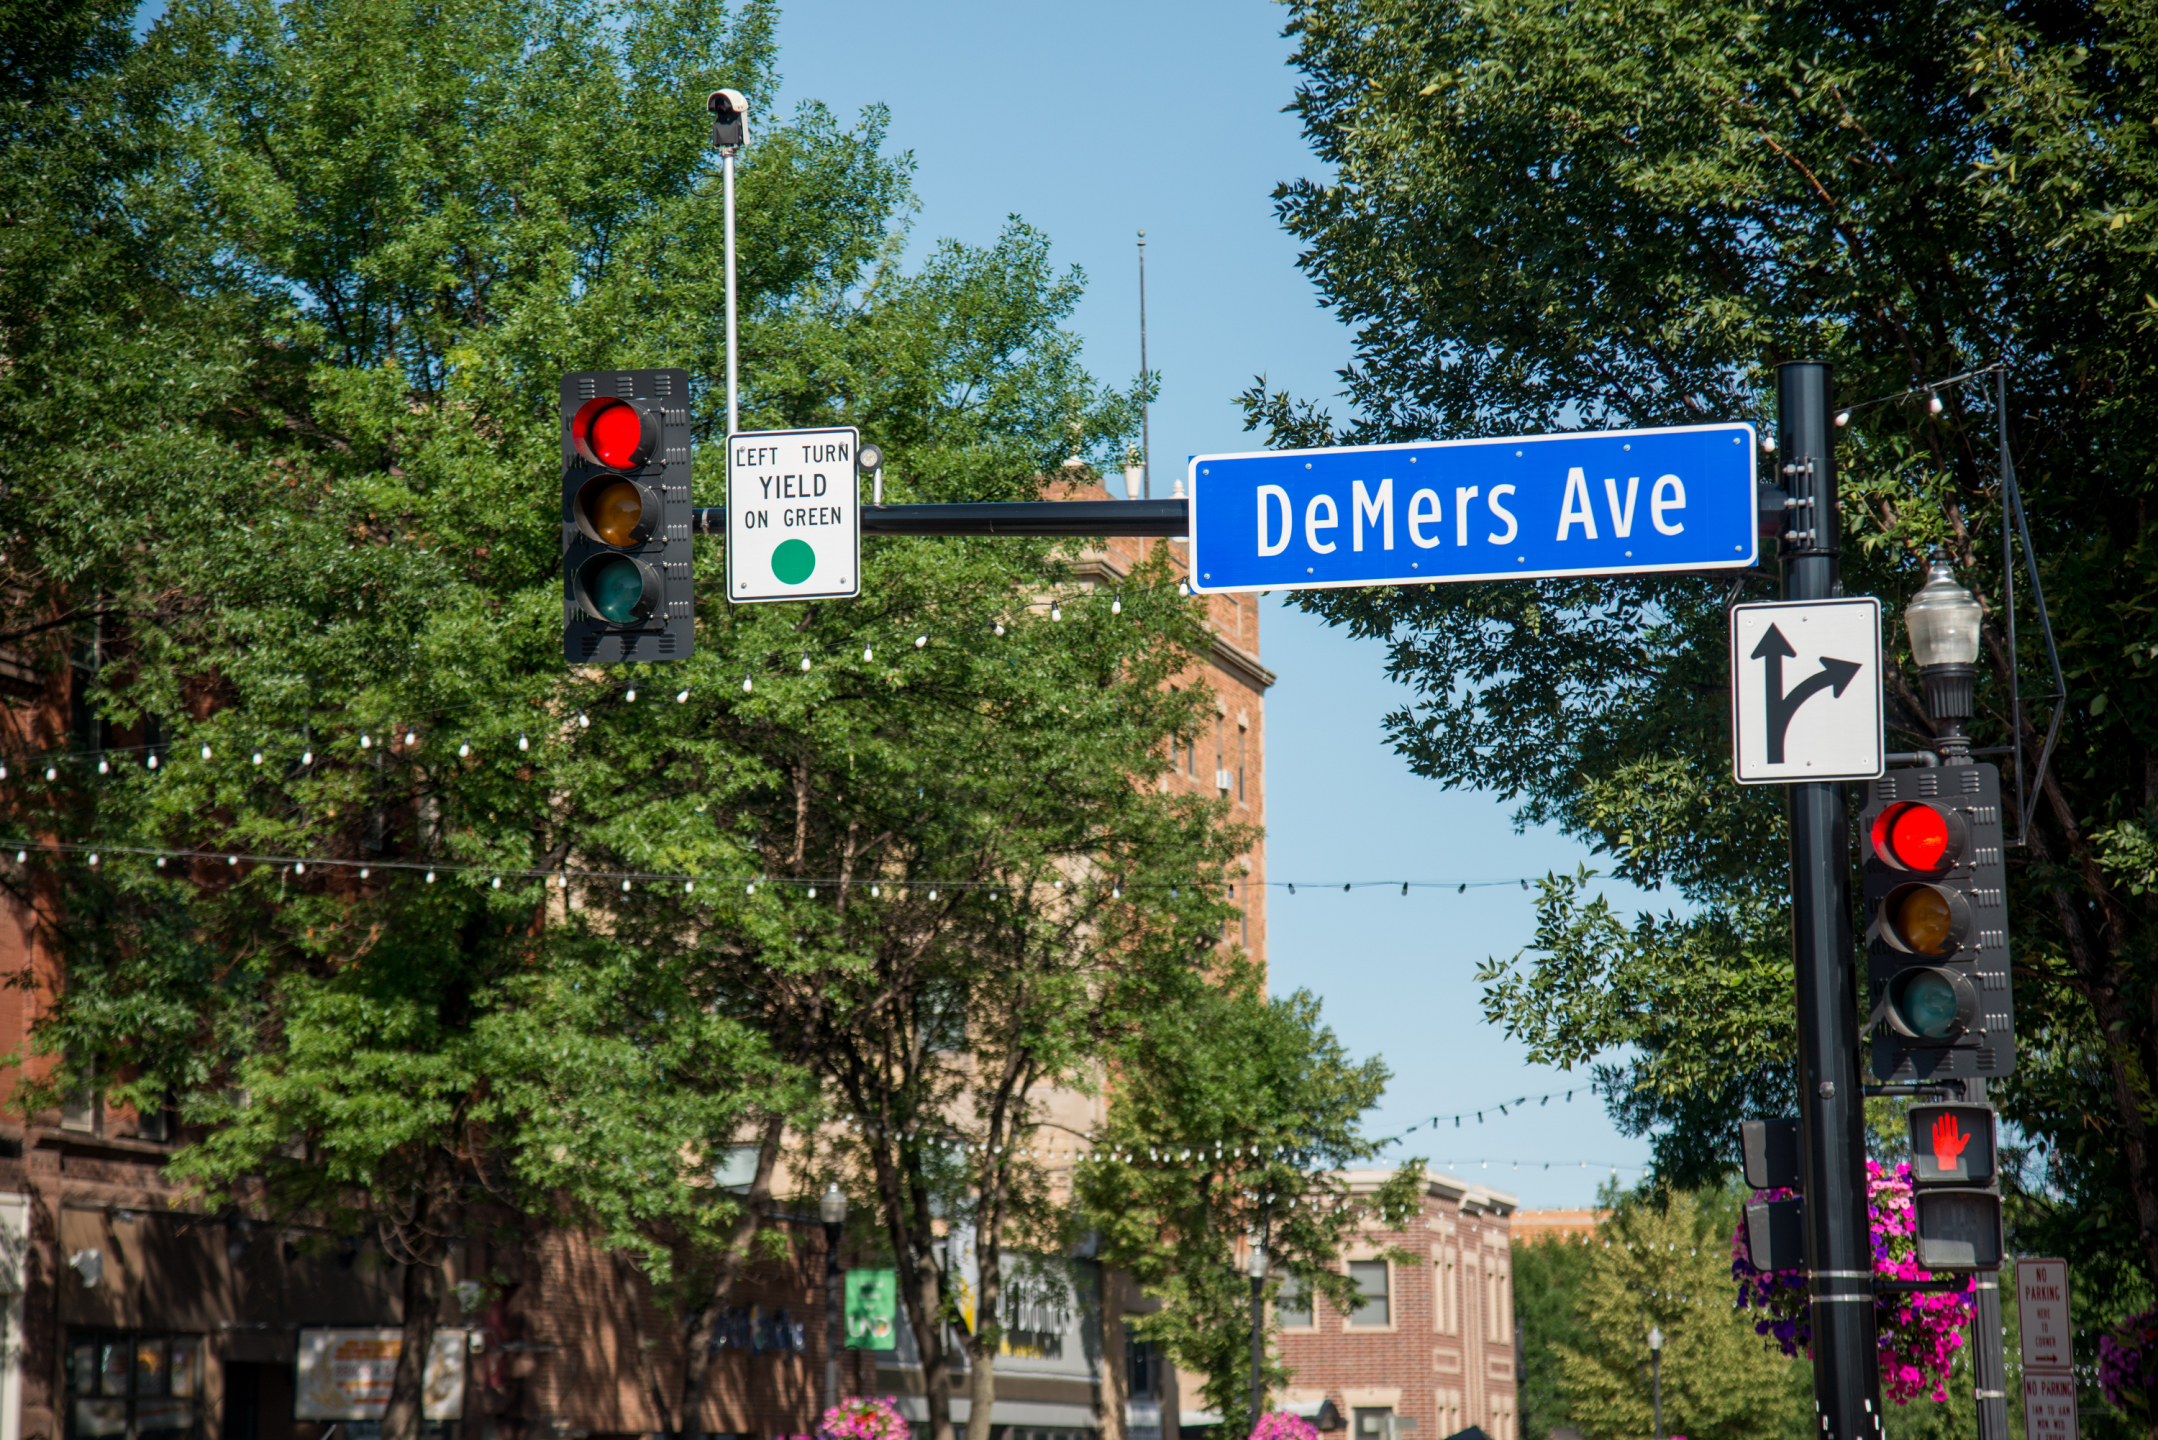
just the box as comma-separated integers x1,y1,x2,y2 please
295,1328,466,1420
2022,1370,2078,1440
1730,598,1884,784
2018,1257,2073,1371
726,427,861,603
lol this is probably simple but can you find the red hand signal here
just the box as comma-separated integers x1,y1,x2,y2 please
1931,1114,1971,1170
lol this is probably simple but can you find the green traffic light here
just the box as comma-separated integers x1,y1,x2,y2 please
588,556,644,623
1890,970,1960,1038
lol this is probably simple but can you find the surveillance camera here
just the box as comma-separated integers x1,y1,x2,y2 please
708,89,748,150
857,443,884,473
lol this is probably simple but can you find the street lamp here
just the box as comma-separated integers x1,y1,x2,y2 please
1647,1325,1664,1440
1247,1235,1268,1428
820,1183,849,1415
1904,556,1985,758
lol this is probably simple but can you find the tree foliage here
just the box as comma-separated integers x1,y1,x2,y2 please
1078,987,1420,1439
0,4,1233,1440
1246,0,2158,1344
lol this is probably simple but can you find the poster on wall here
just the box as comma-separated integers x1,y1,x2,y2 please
295,1329,467,1420
845,1269,897,1349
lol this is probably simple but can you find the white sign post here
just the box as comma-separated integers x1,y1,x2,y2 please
2017,1258,2077,1439
1729,598,1885,784
726,427,862,603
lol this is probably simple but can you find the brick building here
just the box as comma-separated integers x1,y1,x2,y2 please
1272,1170,1520,1440
0,473,1271,1440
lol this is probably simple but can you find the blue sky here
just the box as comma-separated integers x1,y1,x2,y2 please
769,0,1664,1207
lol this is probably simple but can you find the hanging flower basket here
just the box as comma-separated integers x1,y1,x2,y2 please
1249,1413,1320,1440
2101,1310,2158,1417
819,1397,912,1440
1731,1159,1976,1404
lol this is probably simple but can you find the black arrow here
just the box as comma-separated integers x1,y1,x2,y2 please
1752,623,1863,764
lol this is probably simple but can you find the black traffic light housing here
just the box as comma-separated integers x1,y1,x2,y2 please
1861,763,2014,1081
562,370,693,664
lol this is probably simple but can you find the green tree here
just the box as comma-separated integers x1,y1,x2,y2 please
0,9,1217,1440
1078,986,1422,1440
1244,0,2158,1365
1514,1229,1597,1440
1557,1190,1807,1440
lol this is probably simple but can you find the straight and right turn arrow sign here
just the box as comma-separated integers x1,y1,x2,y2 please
1730,598,1884,783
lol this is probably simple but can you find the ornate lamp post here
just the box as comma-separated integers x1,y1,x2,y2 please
1647,1325,1664,1440
820,1183,849,1414
1247,1235,1268,1429
1904,557,1986,759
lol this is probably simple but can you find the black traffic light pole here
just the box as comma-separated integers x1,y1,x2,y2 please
1778,361,1885,1440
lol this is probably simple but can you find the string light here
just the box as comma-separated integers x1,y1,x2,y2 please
1928,389,1944,414
44,766,55,781
676,689,689,703
993,624,1005,637
360,733,371,749
360,867,370,878
862,647,874,661
1111,593,1123,615
518,734,529,751
294,862,305,875
301,749,312,765
915,635,928,648
146,755,159,769
800,655,812,671
621,879,631,892
407,729,418,745
1835,410,1851,427
625,688,637,702
88,853,98,866
200,745,212,761
492,876,501,888
97,758,108,774
742,676,753,693
1050,604,1062,621
575,714,588,729
425,870,435,883
458,742,470,758
252,752,262,766
155,857,165,868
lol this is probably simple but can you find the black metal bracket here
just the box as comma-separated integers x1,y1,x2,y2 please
1876,1277,1972,1293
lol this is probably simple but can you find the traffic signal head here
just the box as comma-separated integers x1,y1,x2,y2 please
1861,765,2014,1081
561,372,693,664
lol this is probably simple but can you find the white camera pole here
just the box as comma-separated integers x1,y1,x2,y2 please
708,89,749,436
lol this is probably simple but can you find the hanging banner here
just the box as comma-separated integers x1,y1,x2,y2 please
845,1269,898,1349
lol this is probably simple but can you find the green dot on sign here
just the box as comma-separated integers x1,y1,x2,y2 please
772,538,816,585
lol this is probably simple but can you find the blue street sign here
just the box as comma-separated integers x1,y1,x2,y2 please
1185,422,1759,594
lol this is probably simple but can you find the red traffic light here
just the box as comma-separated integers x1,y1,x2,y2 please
1869,801,1966,873
570,396,662,470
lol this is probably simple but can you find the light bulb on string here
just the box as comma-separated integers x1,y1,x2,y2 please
1928,388,1944,414
575,713,588,729
1835,410,1851,427
295,862,305,875
44,766,55,781
360,867,370,879
808,886,817,898
742,675,754,694
915,635,927,648
993,623,1005,637
301,749,312,765
251,752,262,766
492,876,501,889
200,744,212,761
676,689,689,703
1111,593,1122,615
227,855,237,866
870,884,879,897
862,646,874,661
88,853,98,866
458,742,470,758
97,758,108,774
746,883,756,895
517,734,529,752
425,870,435,883
929,888,938,900
156,856,165,868
795,654,809,672
1050,603,1062,622
406,729,418,745
360,733,371,749
147,754,159,770
555,873,567,888
684,880,694,894
625,687,637,702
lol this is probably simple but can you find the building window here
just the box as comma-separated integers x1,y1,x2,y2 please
1434,1248,1457,1335
1347,1260,1390,1327
1275,1275,1313,1330
67,1333,204,1440
1237,725,1247,802
1353,1408,1395,1440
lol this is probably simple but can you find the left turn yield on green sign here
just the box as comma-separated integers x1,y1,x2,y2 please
726,427,863,603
